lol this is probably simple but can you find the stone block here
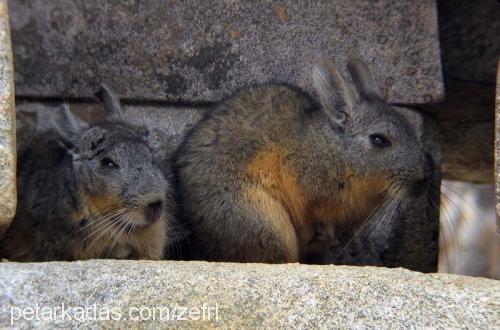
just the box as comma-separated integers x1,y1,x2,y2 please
8,0,443,104
0,0,16,237
439,0,500,84
0,261,498,328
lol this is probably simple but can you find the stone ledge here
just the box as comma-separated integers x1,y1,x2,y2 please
0,260,498,328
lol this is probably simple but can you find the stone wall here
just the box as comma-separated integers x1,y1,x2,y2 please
433,0,500,183
8,0,443,104
0,0,16,237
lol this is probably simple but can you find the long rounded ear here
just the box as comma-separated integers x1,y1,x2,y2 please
347,59,383,100
50,104,89,148
95,84,124,120
393,106,423,145
312,59,356,126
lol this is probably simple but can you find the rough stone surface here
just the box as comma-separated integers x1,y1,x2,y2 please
8,0,443,104
438,0,500,85
0,0,16,237
437,81,494,183
0,260,498,328
430,0,499,183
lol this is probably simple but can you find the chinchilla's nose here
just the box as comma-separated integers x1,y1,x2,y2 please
409,158,434,197
145,199,164,223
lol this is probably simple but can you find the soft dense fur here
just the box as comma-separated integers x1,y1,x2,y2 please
0,86,173,261
175,59,426,263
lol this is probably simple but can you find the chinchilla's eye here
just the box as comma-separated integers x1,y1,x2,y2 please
100,157,119,169
369,134,392,148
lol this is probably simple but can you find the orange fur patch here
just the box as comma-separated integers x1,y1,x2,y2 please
75,189,167,260
81,189,123,216
343,176,390,222
246,147,306,228
244,186,299,262
246,146,391,248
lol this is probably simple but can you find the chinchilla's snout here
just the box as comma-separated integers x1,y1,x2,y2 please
408,153,434,197
133,169,168,224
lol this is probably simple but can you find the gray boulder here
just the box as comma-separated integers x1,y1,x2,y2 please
0,260,498,328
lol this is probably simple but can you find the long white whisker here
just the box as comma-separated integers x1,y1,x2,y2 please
106,213,136,257
341,183,395,252
100,213,133,257
78,207,127,233
86,215,124,252
82,208,128,241
373,187,403,234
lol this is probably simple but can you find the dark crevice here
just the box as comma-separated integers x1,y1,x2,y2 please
15,95,216,109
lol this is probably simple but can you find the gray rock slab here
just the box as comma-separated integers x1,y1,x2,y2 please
438,0,500,84
430,0,499,183
0,260,498,328
0,0,16,237
8,0,443,104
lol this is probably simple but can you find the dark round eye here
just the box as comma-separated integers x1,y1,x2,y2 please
369,134,392,148
101,157,119,169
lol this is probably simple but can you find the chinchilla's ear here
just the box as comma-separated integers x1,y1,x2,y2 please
95,84,124,121
312,59,356,127
50,104,89,148
347,59,383,100
392,106,423,145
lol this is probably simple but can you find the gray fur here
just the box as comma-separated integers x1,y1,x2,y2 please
0,87,172,261
175,59,425,263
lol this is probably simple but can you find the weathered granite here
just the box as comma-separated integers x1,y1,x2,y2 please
0,0,16,237
8,0,443,104
0,260,498,328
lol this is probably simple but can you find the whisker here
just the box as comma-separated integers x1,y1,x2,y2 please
441,182,482,220
86,215,124,252
341,183,396,252
372,187,402,234
83,210,127,243
80,208,127,239
438,192,464,271
78,207,126,232
102,212,134,257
